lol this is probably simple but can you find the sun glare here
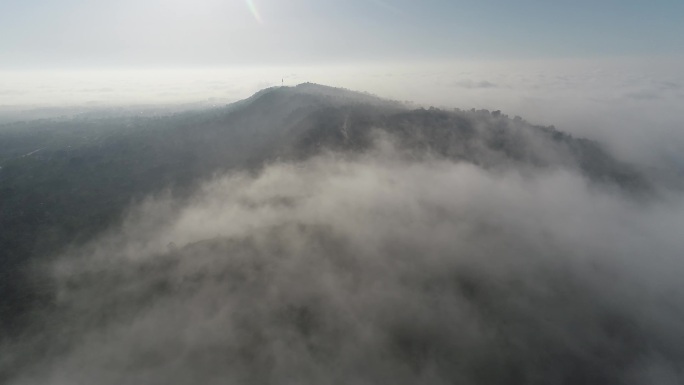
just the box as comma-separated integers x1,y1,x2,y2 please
245,0,263,24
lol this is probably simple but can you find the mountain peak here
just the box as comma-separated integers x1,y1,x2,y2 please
235,83,404,111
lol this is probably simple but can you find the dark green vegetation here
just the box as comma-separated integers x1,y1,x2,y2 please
0,83,647,333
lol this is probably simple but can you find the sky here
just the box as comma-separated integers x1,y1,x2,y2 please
1,0,683,68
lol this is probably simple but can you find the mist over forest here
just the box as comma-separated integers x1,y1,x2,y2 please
1,83,683,384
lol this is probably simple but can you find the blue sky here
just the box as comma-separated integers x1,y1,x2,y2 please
1,0,682,68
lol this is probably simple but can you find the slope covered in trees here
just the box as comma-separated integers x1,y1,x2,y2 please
0,83,648,333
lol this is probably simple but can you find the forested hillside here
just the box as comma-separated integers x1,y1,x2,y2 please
0,83,649,342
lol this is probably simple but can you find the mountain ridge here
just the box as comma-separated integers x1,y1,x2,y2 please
0,83,650,333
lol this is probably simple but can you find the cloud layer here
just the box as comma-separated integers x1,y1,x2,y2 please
6,141,684,384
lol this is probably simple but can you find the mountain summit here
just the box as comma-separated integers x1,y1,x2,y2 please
220,83,646,189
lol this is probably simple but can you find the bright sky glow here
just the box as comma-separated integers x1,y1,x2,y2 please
0,0,682,69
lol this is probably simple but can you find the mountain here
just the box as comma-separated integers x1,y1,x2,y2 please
3,83,682,385
0,83,647,332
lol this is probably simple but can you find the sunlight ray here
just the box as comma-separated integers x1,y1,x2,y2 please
245,0,264,24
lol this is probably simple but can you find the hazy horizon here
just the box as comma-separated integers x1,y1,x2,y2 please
3,0,683,166
3,56,683,168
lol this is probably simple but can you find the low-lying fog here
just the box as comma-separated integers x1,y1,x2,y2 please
5,140,684,384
